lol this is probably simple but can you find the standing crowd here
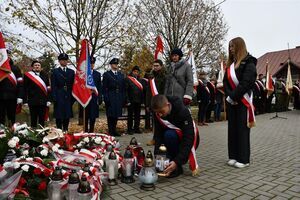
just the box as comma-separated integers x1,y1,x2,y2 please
1,37,300,177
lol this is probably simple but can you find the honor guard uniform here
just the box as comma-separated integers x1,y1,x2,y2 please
292,80,300,109
84,57,102,132
0,58,23,126
51,53,75,131
102,58,125,136
24,61,51,127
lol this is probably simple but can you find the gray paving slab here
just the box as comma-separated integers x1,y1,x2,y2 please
104,110,300,199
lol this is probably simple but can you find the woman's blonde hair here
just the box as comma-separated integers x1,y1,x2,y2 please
227,37,248,68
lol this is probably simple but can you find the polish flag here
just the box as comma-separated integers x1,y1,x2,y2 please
0,32,11,81
72,39,92,107
266,62,274,98
154,35,163,60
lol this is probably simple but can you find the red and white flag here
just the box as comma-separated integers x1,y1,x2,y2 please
265,62,274,98
154,35,163,60
72,39,92,107
285,60,293,94
0,32,11,81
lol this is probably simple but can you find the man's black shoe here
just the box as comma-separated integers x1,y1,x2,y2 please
167,166,183,178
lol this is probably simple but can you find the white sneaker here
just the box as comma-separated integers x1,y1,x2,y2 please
227,159,237,166
234,162,249,168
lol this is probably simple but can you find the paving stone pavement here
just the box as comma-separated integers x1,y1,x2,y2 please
103,110,300,199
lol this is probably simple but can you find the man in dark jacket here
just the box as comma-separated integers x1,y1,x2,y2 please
125,66,143,134
23,60,50,127
151,95,199,178
84,57,102,132
102,58,125,136
146,59,167,145
51,53,75,131
0,57,23,126
206,77,216,122
197,72,210,126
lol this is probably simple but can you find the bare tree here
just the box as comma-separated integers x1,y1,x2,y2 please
133,0,228,70
7,0,129,68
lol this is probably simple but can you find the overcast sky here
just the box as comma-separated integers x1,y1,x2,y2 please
218,0,300,58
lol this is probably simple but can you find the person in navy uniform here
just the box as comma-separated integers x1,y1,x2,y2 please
23,60,51,127
84,57,102,132
51,53,75,131
102,58,125,136
197,71,210,126
125,66,143,134
0,54,23,126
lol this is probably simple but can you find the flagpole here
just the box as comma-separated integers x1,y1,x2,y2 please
83,107,86,132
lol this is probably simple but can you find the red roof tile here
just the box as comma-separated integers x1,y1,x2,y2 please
256,47,300,76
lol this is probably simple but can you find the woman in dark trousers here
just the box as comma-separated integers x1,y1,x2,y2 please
223,37,257,168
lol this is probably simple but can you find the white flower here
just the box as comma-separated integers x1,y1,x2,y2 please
77,143,82,148
55,143,60,148
26,158,33,161
21,165,30,172
83,137,90,143
0,133,6,138
12,136,20,143
58,149,64,155
94,137,102,144
22,150,29,156
8,139,17,148
52,146,59,152
40,149,48,156
42,137,49,143
13,162,20,169
19,129,28,136
100,141,106,147
3,162,13,168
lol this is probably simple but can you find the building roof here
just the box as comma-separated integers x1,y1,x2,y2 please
256,47,300,76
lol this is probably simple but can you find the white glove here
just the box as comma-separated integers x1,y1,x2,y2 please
226,96,237,105
46,102,51,107
17,98,23,104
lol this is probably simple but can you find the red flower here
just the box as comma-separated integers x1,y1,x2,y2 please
43,169,51,177
38,181,47,190
18,177,27,187
33,168,42,175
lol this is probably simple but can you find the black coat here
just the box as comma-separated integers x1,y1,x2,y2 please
102,70,125,117
223,54,257,102
23,71,50,106
197,79,210,104
0,61,23,100
154,96,196,166
87,70,102,119
125,74,143,104
51,67,75,119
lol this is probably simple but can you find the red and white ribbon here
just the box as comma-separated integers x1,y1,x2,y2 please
227,63,256,128
25,71,47,96
293,85,300,93
149,78,158,96
7,72,17,86
198,79,210,94
127,76,143,91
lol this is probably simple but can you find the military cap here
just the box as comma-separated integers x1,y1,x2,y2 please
109,58,119,65
58,53,69,60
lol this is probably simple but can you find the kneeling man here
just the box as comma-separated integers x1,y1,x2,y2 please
151,94,200,177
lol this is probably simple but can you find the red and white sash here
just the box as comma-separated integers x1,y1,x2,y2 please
198,79,210,94
127,75,143,91
208,81,216,93
7,72,17,86
156,114,199,174
257,80,265,90
227,63,256,128
25,71,47,96
293,85,300,93
149,78,159,96
255,82,261,92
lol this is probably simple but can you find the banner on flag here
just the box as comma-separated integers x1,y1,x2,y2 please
285,60,293,94
187,51,198,86
0,32,11,81
72,39,93,107
154,35,163,60
265,62,274,98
